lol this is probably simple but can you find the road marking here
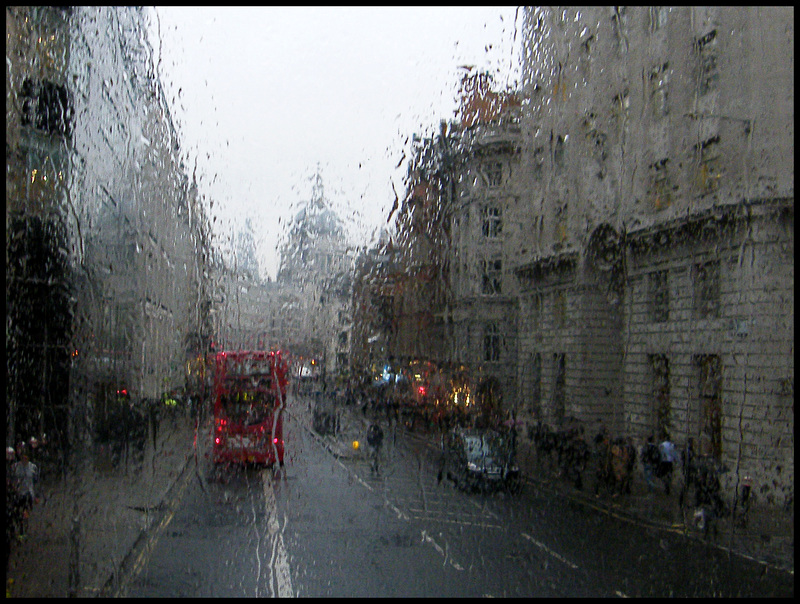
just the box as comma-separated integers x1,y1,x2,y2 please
262,472,294,598
520,532,579,570
333,455,410,520
410,515,503,529
421,530,465,571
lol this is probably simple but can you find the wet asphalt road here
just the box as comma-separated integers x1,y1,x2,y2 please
119,395,793,597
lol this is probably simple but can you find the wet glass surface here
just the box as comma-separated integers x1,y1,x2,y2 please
6,6,794,597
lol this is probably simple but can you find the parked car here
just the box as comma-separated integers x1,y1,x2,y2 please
440,428,520,493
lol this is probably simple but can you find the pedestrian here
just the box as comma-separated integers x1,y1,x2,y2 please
593,426,611,496
641,434,659,493
609,437,630,497
366,422,384,475
11,447,39,537
657,433,680,495
622,437,636,494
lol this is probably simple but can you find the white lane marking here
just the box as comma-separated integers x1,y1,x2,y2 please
520,532,579,570
262,472,294,598
333,456,409,520
410,515,503,529
421,530,465,571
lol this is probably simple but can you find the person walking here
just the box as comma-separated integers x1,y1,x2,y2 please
11,447,39,538
641,434,659,493
367,422,384,476
657,434,680,495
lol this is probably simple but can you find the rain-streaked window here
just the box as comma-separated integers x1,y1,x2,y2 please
6,6,793,599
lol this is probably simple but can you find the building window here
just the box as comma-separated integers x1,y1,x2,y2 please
20,78,73,137
531,352,542,419
553,63,567,102
485,162,503,187
554,203,568,245
553,353,566,424
579,34,593,79
481,205,502,238
554,135,567,171
530,294,542,330
649,6,668,31
483,322,501,362
696,29,719,95
532,147,544,182
480,258,502,295
694,354,722,459
649,62,670,119
651,158,671,210
612,6,629,54
554,290,567,328
612,90,630,139
649,270,669,322
695,136,721,193
649,354,671,438
693,260,720,319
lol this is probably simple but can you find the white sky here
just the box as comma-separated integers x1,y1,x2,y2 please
149,6,522,280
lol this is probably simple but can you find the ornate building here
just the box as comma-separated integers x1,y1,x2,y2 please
514,6,793,504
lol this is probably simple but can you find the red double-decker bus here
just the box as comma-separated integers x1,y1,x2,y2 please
211,350,288,467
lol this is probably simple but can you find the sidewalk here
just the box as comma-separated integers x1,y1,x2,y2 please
514,439,794,575
314,403,793,575
6,413,197,598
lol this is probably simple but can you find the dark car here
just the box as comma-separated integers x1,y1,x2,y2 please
440,428,521,493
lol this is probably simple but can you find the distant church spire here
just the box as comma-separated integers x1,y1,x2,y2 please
311,163,325,209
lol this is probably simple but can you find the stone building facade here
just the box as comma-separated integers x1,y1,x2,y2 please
6,7,211,453
448,90,524,416
513,6,793,503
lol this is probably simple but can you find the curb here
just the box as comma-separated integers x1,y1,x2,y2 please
98,442,198,597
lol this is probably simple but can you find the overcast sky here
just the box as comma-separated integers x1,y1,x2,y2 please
149,6,521,280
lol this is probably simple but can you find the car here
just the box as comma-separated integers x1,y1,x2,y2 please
440,428,521,493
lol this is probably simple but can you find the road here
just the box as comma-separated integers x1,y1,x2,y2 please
117,394,792,597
